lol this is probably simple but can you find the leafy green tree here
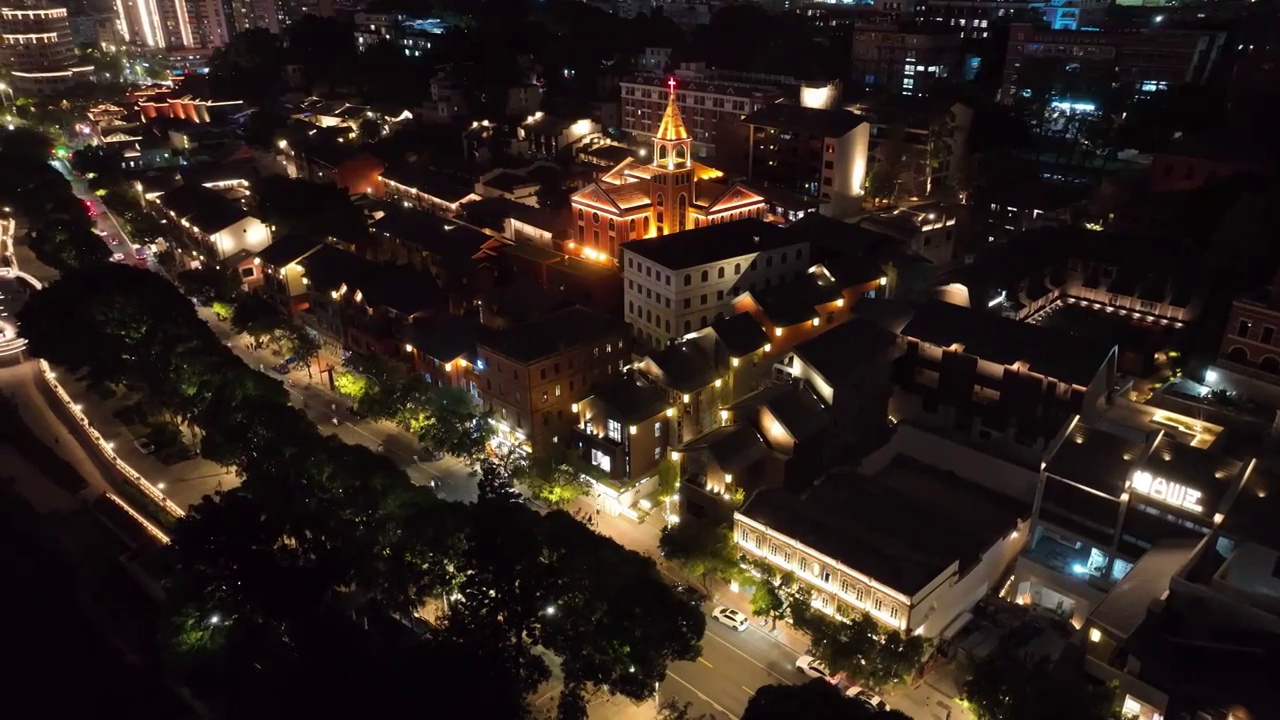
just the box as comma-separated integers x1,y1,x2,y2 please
658,698,715,720
333,370,372,402
746,558,804,632
963,649,1124,720
526,458,592,507
655,456,680,500
178,264,243,305
417,385,492,463
659,516,742,590
280,324,322,372
230,292,287,342
789,603,928,689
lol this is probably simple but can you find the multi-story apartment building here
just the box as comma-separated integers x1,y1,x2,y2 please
477,306,630,457
620,218,811,350
0,6,91,95
353,9,442,55
569,86,767,264
730,99,871,216
917,0,1106,37
1000,22,1225,103
851,22,964,97
620,73,784,158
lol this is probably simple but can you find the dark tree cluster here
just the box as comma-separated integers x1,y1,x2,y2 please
17,261,703,713
0,130,110,271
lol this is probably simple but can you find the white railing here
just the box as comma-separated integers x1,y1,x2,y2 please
38,359,186,520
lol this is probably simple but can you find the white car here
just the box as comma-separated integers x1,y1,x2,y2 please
795,655,836,683
845,686,889,711
133,438,155,454
710,606,749,632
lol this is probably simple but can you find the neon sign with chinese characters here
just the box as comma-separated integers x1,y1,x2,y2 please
1130,470,1204,513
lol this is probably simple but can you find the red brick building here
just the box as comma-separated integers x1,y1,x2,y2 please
569,79,766,266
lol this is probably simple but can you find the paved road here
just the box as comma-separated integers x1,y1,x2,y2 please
52,165,972,720
662,614,804,719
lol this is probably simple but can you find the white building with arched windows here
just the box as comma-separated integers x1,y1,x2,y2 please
619,219,809,350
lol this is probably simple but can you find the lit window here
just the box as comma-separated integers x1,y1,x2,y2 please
654,421,662,437
607,419,622,442
555,384,561,397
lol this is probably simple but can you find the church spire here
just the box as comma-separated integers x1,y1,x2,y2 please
655,77,689,142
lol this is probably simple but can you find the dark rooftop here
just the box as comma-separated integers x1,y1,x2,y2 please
479,306,623,364
409,315,491,363
711,313,769,357
644,341,719,393
371,207,490,258
729,382,829,445
741,456,1029,596
581,143,637,166
901,299,1116,387
587,377,670,424
791,317,897,383
742,268,845,327
157,183,249,234
483,171,538,194
740,102,866,138
1044,420,1141,499
381,163,475,203
677,423,773,476
620,219,800,271
255,233,322,267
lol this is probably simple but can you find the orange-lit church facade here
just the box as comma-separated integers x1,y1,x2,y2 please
569,79,766,264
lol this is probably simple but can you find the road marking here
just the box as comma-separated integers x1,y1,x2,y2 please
698,657,713,668
742,686,755,695
704,629,794,684
666,671,740,720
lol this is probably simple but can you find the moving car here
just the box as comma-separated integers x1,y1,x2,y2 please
271,362,291,375
710,606,749,632
111,252,125,262
133,437,155,454
845,687,889,711
133,246,148,260
795,655,836,683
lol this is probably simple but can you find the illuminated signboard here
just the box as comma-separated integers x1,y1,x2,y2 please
1130,470,1204,513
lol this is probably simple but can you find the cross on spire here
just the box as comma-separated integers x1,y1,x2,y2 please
655,77,689,142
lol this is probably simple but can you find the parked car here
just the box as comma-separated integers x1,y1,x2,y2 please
710,606,749,632
795,655,836,683
271,362,291,375
845,687,889,712
111,252,125,262
671,584,706,607
133,437,155,454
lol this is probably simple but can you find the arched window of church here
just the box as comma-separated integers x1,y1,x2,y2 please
675,145,687,164
657,145,668,162
656,193,664,208
677,194,687,231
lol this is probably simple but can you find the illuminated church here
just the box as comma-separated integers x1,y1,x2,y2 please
569,79,767,263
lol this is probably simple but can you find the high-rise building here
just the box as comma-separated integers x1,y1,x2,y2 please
851,21,964,97
111,0,195,47
0,5,92,95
